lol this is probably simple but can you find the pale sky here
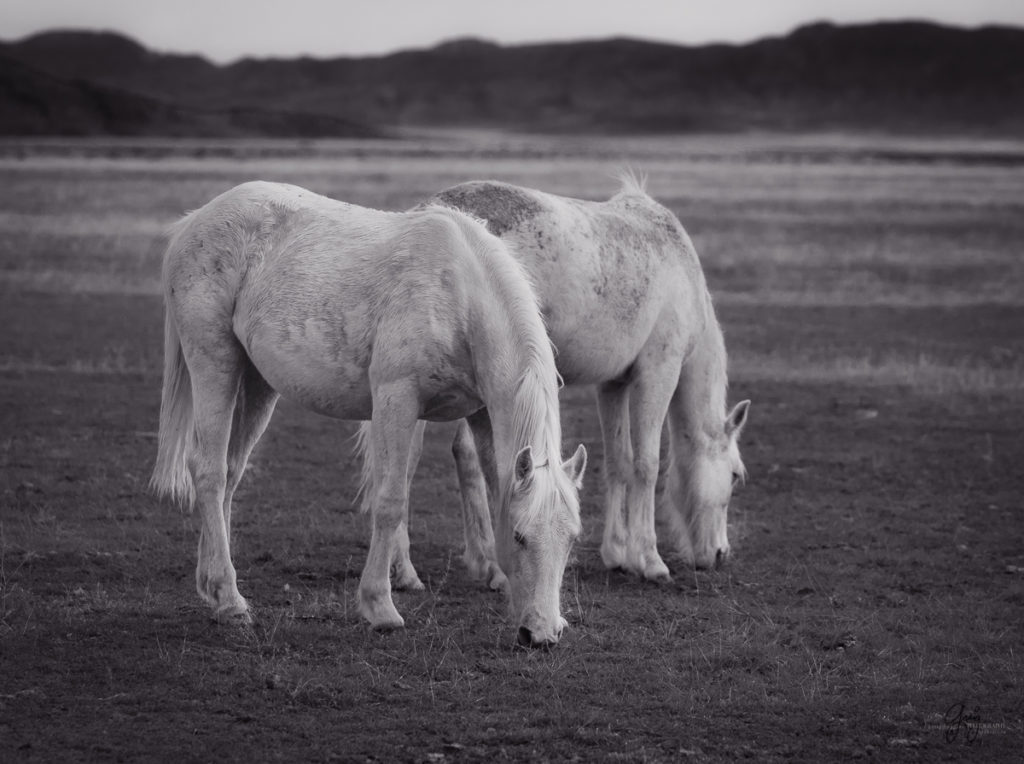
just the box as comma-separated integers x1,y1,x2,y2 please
3,0,1022,62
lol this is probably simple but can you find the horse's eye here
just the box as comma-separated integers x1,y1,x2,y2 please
731,472,741,487
513,531,527,548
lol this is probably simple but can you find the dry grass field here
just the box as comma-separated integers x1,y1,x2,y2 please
1,131,1023,762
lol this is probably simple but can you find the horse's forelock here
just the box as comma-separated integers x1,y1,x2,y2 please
510,459,578,536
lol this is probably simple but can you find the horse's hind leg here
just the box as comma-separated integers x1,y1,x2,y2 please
596,381,633,571
182,339,250,620
452,418,506,591
392,420,425,591
224,361,279,539
358,379,420,630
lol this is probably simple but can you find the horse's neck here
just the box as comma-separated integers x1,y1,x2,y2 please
679,299,729,440
469,261,561,478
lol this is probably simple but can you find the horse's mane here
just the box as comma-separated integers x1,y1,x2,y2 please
438,207,561,452
661,285,745,550
701,289,730,428
353,205,569,519
436,207,576,532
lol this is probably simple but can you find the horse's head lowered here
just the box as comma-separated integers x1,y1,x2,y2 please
496,444,586,649
671,400,750,570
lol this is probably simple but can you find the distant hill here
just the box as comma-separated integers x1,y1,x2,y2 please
1,30,226,101
0,34,377,138
0,56,378,137
3,21,1023,135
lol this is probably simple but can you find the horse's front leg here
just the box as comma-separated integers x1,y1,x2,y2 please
622,352,679,583
357,381,420,630
392,420,425,591
452,418,507,591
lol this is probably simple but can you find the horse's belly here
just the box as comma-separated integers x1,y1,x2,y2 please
547,317,651,385
529,241,679,385
237,318,373,420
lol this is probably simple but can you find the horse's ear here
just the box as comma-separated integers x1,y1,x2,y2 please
562,444,587,489
725,400,750,438
514,446,534,484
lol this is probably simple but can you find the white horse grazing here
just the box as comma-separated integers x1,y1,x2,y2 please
386,175,749,588
150,181,586,648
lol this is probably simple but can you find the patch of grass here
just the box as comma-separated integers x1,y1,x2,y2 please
733,351,1024,393
0,345,161,376
0,269,162,296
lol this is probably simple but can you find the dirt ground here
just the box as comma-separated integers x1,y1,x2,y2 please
1,135,1023,762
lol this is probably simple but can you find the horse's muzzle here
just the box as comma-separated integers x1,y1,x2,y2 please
517,625,559,650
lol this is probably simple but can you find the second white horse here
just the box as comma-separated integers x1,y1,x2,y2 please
386,174,749,588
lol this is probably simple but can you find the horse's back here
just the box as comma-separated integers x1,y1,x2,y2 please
432,180,705,384
163,183,491,420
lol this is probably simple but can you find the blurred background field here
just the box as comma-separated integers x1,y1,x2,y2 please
3,131,1022,391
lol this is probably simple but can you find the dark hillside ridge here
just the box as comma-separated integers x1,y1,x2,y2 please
3,21,1023,135
0,53,377,137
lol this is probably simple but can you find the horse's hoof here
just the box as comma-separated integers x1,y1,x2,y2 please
370,616,406,632
394,575,425,592
600,543,628,571
358,588,405,631
639,555,672,584
644,569,673,585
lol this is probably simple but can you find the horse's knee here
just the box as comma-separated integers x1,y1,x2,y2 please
633,454,660,486
603,450,632,482
370,492,407,531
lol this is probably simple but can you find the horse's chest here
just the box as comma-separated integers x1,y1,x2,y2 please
418,367,483,421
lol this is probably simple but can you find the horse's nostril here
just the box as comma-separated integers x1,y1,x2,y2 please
714,549,725,569
517,626,533,647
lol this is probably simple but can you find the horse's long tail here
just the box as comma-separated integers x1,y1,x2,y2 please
150,304,197,508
